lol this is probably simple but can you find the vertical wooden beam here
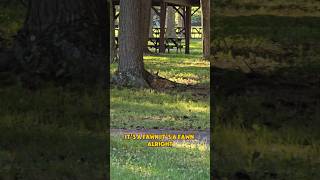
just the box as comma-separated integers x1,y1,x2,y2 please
159,2,167,53
201,0,211,58
184,6,191,54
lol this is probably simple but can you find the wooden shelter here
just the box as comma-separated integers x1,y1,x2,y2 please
112,0,209,56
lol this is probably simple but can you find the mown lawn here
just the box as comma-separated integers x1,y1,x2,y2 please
111,136,209,180
1,3,109,179
0,86,108,179
211,1,320,179
110,40,210,179
111,39,210,130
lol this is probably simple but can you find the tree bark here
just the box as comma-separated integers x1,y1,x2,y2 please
141,0,152,53
201,0,211,59
110,0,116,63
115,0,149,87
166,6,176,38
13,0,109,87
114,0,176,89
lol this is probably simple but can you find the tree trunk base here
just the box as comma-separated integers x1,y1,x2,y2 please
143,48,154,55
111,71,150,88
112,69,178,90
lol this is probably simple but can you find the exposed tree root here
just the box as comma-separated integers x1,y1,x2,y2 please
112,69,185,91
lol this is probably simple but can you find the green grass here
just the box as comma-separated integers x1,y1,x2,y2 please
111,135,209,180
213,126,320,179
0,3,109,179
0,125,107,180
0,85,108,179
111,39,210,130
213,0,320,16
110,40,210,179
211,1,320,179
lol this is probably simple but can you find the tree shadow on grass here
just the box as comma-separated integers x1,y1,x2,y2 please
0,125,107,179
212,64,320,133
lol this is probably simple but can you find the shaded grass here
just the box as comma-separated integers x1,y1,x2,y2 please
213,0,320,16
0,85,108,179
211,1,320,179
213,15,320,46
0,125,107,180
111,88,209,130
213,125,320,179
0,3,108,179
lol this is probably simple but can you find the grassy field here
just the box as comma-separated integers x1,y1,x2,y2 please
111,40,210,130
1,4,109,178
211,1,320,179
213,0,320,16
0,85,108,179
111,136,209,179
110,40,210,179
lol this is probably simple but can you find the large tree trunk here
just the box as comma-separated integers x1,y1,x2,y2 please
166,6,176,38
114,0,149,87
110,0,116,63
113,0,177,89
13,0,109,88
201,0,211,59
141,0,152,53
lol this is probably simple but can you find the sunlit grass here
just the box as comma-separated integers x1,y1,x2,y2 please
111,136,210,180
110,40,210,179
111,39,210,130
110,86,209,130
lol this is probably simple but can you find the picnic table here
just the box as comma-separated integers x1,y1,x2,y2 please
148,37,184,53
191,27,202,39
152,27,185,38
114,37,184,53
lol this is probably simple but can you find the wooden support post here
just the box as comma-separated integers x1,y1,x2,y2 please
159,2,167,53
201,0,211,58
152,7,160,16
184,6,191,54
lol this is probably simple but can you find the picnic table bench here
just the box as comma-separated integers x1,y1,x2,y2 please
148,37,184,53
114,37,184,53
